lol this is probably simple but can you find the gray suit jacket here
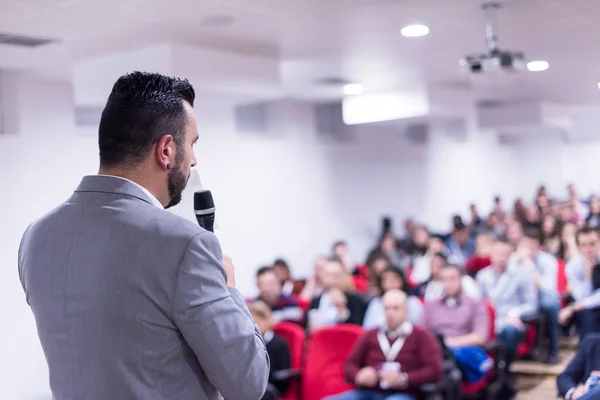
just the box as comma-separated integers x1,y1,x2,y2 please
18,175,269,400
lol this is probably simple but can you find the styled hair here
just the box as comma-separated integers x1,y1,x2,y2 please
98,71,195,168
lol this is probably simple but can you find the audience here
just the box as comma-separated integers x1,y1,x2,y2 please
333,241,358,274
414,253,480,301
445,221,475,266
410,233,445,284
249,185,600,400
255,267,304,325
420,264,488,346
364,250,394,297
560,227,600,341
363,267,423,329
299,256,327,301
420,264,490,384
476,239,538,388
249,300,292,400
308,257,366,330
465,233,493,277
510,230,561,364
326,290,443,400
273,258,295,297
559,222,580,262
557,334,600,400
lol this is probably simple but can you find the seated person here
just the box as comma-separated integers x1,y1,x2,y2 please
364,249,393,297
410,235,446,285
325,290,443,400
560,228,600,341
255,266,303,324
557,333,600,400
476,239,538,378
249,300,292,400
413,253,480,301
363,267,423,329
510,231,561,364
465,233,493,277
445,222,475,267
299,256,327,301
420,264,490,383
308,256,367,330
273,258,296,297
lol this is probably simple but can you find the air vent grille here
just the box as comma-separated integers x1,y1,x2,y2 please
0,32,57,48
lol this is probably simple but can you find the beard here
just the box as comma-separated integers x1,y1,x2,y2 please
165,163,189,209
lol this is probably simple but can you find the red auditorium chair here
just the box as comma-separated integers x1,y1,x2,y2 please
302,324,364,400
273,322,306,400
557,258,569,307
352,274,369,294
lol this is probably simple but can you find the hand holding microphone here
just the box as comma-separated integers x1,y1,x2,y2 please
194,190,235,288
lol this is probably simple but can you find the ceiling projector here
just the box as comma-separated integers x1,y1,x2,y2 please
460,2,526,73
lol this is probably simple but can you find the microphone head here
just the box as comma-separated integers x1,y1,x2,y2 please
194,190,214,211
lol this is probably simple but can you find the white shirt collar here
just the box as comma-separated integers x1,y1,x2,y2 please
101,175,163,208
263,330,274,344
385,321,413,338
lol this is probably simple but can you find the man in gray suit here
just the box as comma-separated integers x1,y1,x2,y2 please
18,72,270,400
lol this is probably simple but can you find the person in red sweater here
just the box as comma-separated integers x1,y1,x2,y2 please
325,290,444,400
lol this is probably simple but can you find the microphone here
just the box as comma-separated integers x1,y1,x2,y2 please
194,190,215,232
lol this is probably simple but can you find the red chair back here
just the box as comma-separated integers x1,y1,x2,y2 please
406,265,418,287
352,275,369,294
302,324,364,400
484,300,496,341
274,322,306,400
557,258,567,295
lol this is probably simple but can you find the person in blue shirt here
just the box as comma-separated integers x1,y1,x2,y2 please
509,230,561,364
559,227,600,341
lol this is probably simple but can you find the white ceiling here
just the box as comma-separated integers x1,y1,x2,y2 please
1,0,600,105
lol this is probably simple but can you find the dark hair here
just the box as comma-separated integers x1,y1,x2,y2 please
441,263,462,275
523,227,541,243
378,266,411,295
365,249,392,287
273,259,290,271
332,241,347,251
98,71,196,168
326,255,344,266
432,252,448,263
453,220,467,232
256,266,275,278
577,226,599,244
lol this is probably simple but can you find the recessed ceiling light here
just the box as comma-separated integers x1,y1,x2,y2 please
401,24,429,37
597,82,600,90
343,83,363,96
527,60,549,72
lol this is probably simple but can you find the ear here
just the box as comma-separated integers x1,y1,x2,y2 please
155,135,175,170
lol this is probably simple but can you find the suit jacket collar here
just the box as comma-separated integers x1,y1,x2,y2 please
75,175,162,208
